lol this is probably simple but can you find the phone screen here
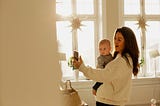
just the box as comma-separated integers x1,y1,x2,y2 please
73,51,79,61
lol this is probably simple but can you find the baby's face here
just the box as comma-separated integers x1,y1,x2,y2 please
99,43,110,56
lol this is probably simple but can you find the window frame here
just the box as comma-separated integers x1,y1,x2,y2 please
56,0,106,80
119,0,160,77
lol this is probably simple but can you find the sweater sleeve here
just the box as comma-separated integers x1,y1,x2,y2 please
79,56,132,83
79,62,118,83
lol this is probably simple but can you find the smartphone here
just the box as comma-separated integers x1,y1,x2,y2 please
73,51,79,61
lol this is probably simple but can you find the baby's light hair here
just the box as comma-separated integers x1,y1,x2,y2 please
99,39,110,46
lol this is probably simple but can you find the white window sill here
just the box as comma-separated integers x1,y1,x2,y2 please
70,77,160,89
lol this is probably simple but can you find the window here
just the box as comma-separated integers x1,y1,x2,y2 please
120,0,160,77
56,0,103,80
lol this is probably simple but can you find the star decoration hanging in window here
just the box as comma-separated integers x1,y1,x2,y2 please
69,17,84,31
136,16,148,30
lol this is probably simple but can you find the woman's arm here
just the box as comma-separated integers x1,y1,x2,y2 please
74,55,132,83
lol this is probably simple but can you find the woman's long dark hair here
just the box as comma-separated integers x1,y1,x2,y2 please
113,27,139,76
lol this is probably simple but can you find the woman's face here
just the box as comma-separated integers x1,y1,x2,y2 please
114,32,125,54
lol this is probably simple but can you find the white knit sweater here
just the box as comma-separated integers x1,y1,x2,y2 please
79,54,133,106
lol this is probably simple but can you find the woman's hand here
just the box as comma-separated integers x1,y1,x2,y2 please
73,56,83,69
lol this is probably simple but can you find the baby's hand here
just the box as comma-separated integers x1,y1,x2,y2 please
92,89,97,96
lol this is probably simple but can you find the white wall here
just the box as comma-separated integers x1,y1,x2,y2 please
105,0,119,37
0,0,62,106
102,0,119,51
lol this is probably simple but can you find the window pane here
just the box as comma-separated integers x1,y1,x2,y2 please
56,0,72,16
76,0,94,15
146,21,160,74
77,21,96,69
146,21,160,49
122,0,160,77
56,21,73,77
56,0,100,79
124,0,140,15
145,0,160,15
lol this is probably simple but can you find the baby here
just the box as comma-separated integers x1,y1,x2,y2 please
92,39,113,95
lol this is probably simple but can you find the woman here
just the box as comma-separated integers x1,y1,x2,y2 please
73,26,139,106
